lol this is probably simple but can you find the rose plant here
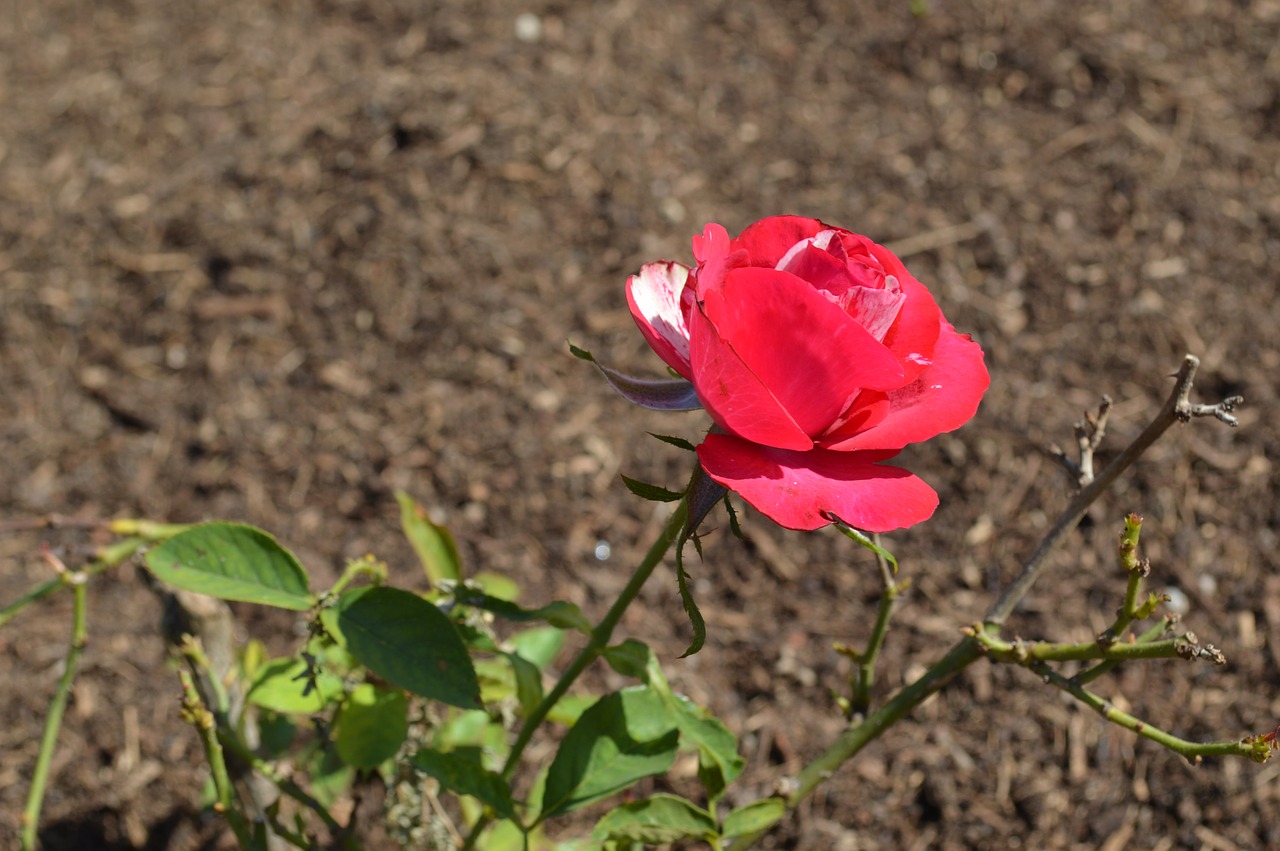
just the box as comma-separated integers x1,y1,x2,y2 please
5,215,1267,851
622,215,989,531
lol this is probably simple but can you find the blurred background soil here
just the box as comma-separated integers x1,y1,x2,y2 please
3,0,1280,848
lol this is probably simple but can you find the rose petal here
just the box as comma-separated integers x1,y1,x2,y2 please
826,323,990,451
874,251,942,384
690,222,747,299
731,216,826,267
697,266,906,438
820,390,890,443
626,261,694,379
775,228,846,271
697,434,939,532
842,283,906,342
774,237,858,300
688,300,812,451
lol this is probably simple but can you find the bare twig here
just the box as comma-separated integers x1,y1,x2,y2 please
1050,395,1111,487
727,354,1245,850
0,514,107,534
987,355,1227,627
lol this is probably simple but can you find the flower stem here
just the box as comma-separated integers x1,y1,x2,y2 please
462,499,688,849
20,576,89,851
848,549,902,715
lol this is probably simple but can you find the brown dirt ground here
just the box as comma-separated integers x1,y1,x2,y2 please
3,0,1280,848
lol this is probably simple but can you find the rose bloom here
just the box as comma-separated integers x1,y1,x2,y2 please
626,215,989,532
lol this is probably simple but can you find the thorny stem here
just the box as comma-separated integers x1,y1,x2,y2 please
1030,661,1265,763
179,669,256,848
20,575,88,851
987,355,1226,626
847,538,903,716
181,640,359,850
1053,395,1112,486
969,628,1211,665
218,728,356,846
1075,617,1177,685
1104,513,1149,645
1,535,149,628
728,354,1242,850
462,499,689,850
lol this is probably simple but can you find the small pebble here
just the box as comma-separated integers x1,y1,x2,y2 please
1163,586,1190,616
514,13,542,43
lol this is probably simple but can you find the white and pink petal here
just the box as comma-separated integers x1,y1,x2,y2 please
626,261,694,379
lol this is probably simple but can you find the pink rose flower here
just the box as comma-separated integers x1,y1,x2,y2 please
626,215,989,532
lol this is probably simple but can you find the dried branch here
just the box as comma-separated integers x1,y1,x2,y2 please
727,354,1246,850
987,355,1233,627
1051,395,1111,487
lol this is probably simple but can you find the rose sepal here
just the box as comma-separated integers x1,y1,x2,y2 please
569,343,702,411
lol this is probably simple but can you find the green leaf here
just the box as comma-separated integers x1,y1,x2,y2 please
395,491,462,584
256,711,297,758
592,794,718,844
540,687,680,820
545,693,597,726
144,523,313,610
335,684,408,769
475,657,516,704
411,747,516,819
503,651,544,716
509,625,566,670
721,798,786,838
336,587,481,709
433,709,505,758
306,747,355,807
602,640,651,681
620,475,685,503
648,433,696,452
674,542,706,658
246,657,344,714
604,640,744,797
676,694,744,800
469,570,520,601
460,592,591,635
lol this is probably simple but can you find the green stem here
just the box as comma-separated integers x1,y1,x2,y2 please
325,556,386,601
971,629,1195,664
1075,618,1174,685
182,640,357,849
461,500,688,850
849,556,901,715
0,578,63,629
2,536,147,629
503,498,686,777
107,518,194,541
21,577,89,851
219,729,355,845
180,669,256,848
1031,661,1262,762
